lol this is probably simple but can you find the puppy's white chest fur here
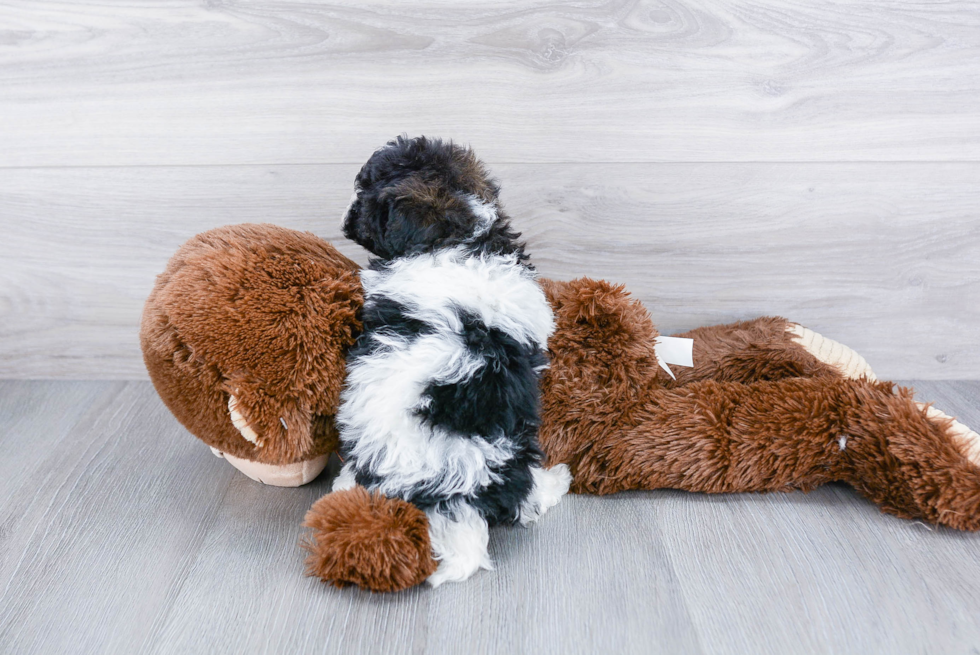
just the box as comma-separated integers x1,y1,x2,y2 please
361,247,555,348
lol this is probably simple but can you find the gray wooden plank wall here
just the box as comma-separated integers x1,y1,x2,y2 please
1,0,979,379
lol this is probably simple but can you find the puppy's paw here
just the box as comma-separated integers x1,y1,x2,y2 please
331,462,357,492
426,558,492,588
228,394,262,447
425,507,492,588
519,463,572,525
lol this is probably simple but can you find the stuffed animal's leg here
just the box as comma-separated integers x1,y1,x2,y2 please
784,323,876,381
667,317,874,386
551,376,980,530
844,386,980,530
425,505,493,588
917,404,980,465
303,463,567,591
556,377,850,496
542,278,873,397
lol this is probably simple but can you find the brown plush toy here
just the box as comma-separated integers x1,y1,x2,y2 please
142,224,362,486
142,223,980,592
142,156,980,592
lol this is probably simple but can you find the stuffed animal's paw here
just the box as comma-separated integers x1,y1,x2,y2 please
302,487,437,592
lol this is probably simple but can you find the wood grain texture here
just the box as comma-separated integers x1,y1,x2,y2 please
1,0,979,166
1,380,979,654
1,163,977,379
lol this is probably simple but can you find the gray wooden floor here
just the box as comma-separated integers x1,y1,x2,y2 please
1,379,979,655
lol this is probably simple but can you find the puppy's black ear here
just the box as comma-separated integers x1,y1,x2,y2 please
342,188,386,257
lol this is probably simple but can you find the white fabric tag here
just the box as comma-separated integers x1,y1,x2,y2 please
654,336,694,380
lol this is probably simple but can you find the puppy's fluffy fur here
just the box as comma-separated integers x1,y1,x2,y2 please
336,136,571,586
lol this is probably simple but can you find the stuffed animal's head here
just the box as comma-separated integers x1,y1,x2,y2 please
342,135,526,261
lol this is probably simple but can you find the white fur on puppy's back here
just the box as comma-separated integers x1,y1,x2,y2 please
360,247,555,349
338,244,561,586
337,329,517,499
338,248,556,501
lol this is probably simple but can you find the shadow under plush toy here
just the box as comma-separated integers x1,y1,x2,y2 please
141,136,980,593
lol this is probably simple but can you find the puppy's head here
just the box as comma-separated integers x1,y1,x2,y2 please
342,136,511,260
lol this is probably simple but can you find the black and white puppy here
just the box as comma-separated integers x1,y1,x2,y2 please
333,136,571,586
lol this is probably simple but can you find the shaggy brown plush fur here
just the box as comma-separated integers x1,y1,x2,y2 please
141,224,362,465
668,316,841,385
540,277,980,530
302,487,437,592
142,226,980,592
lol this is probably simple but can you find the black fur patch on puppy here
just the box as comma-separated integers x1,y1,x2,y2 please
342,135,528,263
418,312,547,439
467,442,541,524
348,296,430,359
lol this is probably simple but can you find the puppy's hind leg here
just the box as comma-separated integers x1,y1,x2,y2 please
519,464,572,525
426,504,493,587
